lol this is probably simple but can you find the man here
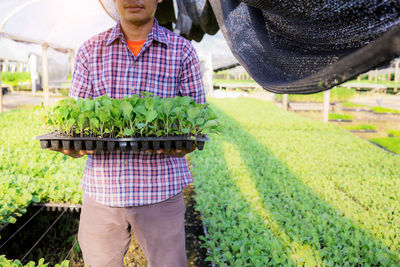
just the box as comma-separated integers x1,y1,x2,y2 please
56,0,206,266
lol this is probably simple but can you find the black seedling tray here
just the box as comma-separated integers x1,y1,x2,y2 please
37,133,209,152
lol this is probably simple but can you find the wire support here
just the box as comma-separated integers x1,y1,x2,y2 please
63,236,79,262
21,209,67,263
0,206,45,250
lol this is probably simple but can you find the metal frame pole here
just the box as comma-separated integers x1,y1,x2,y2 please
323,89,331,122
42,43,49,106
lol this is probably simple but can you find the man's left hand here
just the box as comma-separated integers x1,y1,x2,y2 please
145,147,195,157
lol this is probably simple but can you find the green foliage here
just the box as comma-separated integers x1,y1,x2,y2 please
343,79,400,88
341,102,370,108
343,124,377,131
191,98,400,266
274,87,355,103
0,109,84,229
388,130,400,137
371,106,400,114
213,79,257,85
328,113,354,121
1,72,31,87
37,94,221,138
369,137,400,154
0,256,69,266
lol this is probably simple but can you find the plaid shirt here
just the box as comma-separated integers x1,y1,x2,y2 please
70,18,206,207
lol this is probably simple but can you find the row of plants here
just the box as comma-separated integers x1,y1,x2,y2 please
0,109,84,229
1,72,31,88
341,102,370,109
371,106,400,114
0,256,69,267
191,98,400,266
341,102,400,114
389,130,400,137
343,77,400,88
328,113,353,121
369,137,400,154
37,93,220,138
343,124,377,131
274,87,356,103
0,109,85,265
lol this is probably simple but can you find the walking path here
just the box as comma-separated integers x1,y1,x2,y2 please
1,92,65,111
351,95,400,110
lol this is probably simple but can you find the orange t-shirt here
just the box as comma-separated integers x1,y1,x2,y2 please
127,40,146,57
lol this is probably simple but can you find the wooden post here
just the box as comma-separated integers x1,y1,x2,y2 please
69,49,75,77
2,59,8,72
199,53,213,96
42,44,49,106
394,60,399,93
323,89,330,122
29,54,38,94
0,71,3,113
282,94,288,110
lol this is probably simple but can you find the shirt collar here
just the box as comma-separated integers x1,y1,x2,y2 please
106,18,169,47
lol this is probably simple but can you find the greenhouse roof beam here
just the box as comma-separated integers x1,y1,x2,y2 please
0,0,73,52
0,32,71,53
0,0,41,32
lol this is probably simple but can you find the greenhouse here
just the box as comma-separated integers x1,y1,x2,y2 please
1,0,400,266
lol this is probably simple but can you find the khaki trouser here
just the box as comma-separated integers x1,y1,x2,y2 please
78,192,187,267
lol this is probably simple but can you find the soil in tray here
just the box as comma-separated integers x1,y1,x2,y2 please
0,186,209,267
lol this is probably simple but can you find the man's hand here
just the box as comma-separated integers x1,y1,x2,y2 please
145,147,195,158
49,147,95,158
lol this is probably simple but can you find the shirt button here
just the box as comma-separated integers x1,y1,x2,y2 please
124,161,128,165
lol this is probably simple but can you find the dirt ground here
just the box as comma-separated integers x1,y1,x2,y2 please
296,109,400,139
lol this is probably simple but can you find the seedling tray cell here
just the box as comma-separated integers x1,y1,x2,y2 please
175,140,183,150
107,141,116,152
152,141,161,151
119,142,128,152
85,140,95,151
62,140,71,150
163,141,172,150
185,140,194,150
51,140,60,150
96,141,105,151
129,141,139,151
74,141,83,151
37,133,209,153
141,141,150,151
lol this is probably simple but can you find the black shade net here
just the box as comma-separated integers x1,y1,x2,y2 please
159,0,400,94
175,0,219,42
155,0,176,31
208,0,400,94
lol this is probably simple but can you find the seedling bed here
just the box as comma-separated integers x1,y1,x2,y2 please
37,133,209,152
329,119,353,122
372,111,400,116
369,141,399,156
341,107,370,112
349,130,377,133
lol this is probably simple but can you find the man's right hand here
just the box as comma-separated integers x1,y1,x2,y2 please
49,147,95,158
